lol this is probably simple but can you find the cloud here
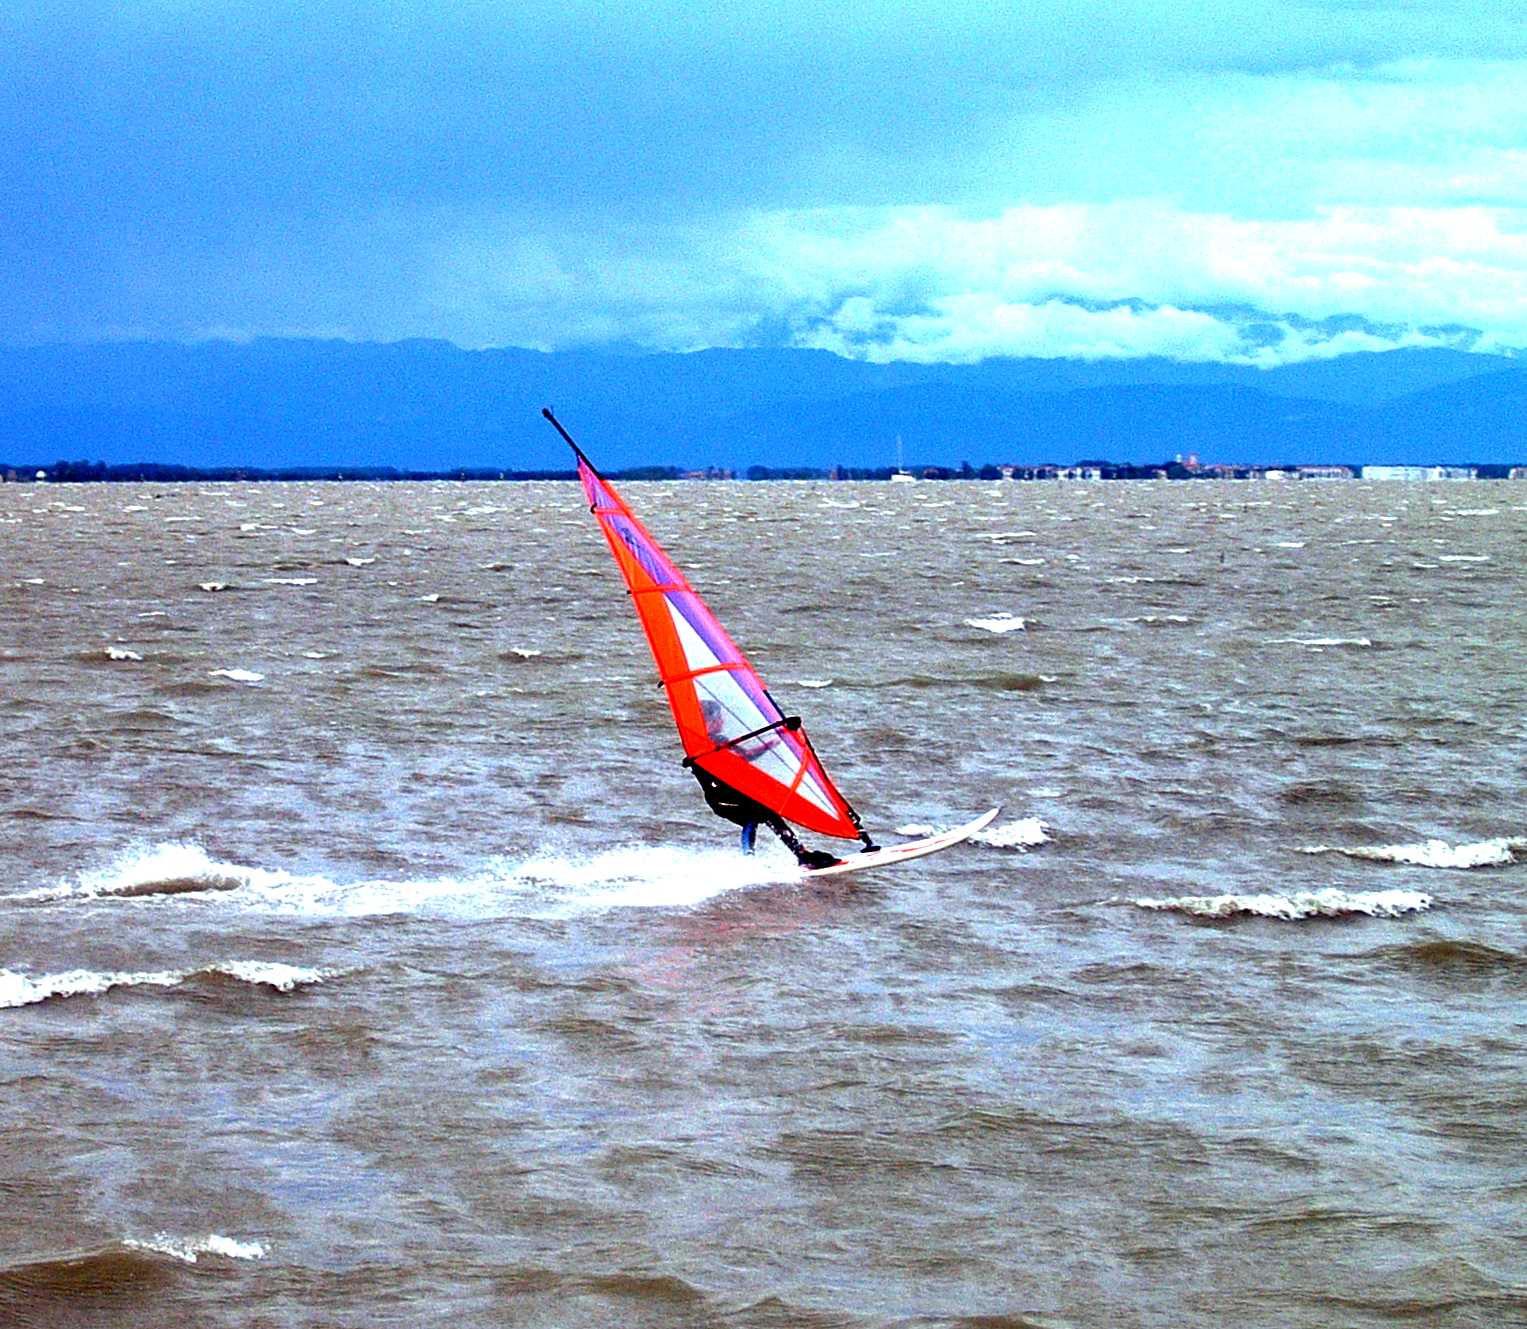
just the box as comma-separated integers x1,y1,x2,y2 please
423,197,1527,362
3,5,1527,357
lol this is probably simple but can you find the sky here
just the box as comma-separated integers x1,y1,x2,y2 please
5,0,1527,365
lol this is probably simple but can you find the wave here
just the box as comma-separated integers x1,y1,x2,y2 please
1297,836,1527,869
1270,636,1373,648
1121,888,1432,920
1361,938,1527,976
868,672,1046,693
895,817,1051,850
207,668,265,684
122,1234,266,1264
18,843,257,901
964,614,1027,634
18,840,797,922
0,962,338,1009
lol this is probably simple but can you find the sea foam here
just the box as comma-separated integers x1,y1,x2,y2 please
894,817,1050,850
22,840,796,922
0,962,336,1009
1123,888,1432,920
123,1234,267,1263
965,614,1027,634
1297,836,1527,869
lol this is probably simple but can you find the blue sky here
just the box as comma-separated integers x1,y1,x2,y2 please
5,1,1526,363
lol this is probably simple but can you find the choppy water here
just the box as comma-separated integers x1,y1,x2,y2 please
3,477,1525,1328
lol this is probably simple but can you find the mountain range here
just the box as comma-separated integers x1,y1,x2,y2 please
1,339,1523,471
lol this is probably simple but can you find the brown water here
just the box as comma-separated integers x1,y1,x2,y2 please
2,478,1525,1328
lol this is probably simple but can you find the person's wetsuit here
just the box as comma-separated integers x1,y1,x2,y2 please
690,767,841,869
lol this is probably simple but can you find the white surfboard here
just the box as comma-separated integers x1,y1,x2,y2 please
803,808,1000,878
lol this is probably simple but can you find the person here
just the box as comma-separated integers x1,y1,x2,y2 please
689,765,842,870
692,699,842,869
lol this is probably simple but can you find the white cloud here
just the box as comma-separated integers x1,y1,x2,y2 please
428,194,1527,363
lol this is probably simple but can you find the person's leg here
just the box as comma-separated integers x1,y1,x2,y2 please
740,821,758,854
768,817,841,870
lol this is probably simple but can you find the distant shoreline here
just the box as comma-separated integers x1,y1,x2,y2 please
4,461,1523,483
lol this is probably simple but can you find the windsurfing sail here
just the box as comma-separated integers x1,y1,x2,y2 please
544,408,864,840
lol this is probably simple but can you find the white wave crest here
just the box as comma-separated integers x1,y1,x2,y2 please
1123,888,1432,920
965,614,1027,634
894,817,1050,850
1297,836,1527,869
209,961,337,991
0,967,181,1008
1269,636,1372,648
0,962,337,1008
208,668,265,684
20,842,278,902
124,1233,267,1263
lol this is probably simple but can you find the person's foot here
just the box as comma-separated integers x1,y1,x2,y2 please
798,849,843,870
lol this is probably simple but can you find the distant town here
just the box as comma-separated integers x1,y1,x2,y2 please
4,456,1525,484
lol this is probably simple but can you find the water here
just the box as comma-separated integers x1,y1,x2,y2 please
2,478,1525,1328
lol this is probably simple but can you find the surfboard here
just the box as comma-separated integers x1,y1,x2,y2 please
802,808,1001,877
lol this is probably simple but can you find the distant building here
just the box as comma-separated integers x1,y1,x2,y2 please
1510,466,1527,480
1296,465,1355,479
1361,465,1478,480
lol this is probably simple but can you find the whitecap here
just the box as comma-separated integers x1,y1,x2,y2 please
206,961,338,991
263,577,317,587
199,582,230,592
20,842,273,902
1123,888,1432,920
1297,836,1527,869
894,817,1050,850
208,668,264,684
1438,554,1490,563
504,647,542,659
1000,557,1047,566
788,678,834,689
104,647,143,662
0,967,182,1008
1270,637,1372,648
123,1234,266,1263
0,962,336,1007
343,556,376,567
965,614,1027,634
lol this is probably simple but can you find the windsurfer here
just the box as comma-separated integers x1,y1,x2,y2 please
695,700,841,869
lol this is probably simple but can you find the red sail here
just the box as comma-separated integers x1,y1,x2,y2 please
575,456,860,840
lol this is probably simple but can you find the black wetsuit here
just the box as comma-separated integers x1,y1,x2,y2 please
689,767,839,868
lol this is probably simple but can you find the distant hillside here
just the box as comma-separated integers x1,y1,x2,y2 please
0,339,1522,470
